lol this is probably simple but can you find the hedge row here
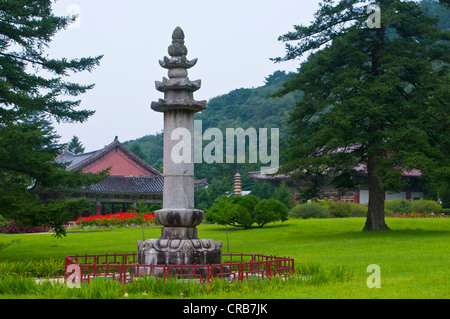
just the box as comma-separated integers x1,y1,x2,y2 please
289,201,367,219
289,199,445,219
384,199,443,215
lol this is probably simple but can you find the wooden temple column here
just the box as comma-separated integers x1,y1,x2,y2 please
95,201,101,215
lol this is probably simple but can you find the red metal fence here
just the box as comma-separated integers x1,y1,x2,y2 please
64,253,295,286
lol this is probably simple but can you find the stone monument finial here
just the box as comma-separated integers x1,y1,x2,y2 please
152,27,206,113
168,26,187,57
172,26,185,41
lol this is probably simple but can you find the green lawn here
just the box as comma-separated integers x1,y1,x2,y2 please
0,217,449,299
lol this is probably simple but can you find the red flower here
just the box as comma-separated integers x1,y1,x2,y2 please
75,212,156,226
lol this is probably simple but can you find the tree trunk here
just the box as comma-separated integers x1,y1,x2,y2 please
363,155,390,231
363,13,389,232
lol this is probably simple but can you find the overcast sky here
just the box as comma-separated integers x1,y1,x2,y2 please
49,0,321,152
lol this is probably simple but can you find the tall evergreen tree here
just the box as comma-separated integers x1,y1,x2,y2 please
273,0,449,231
274,183,293,208
0,1,107,236
67,136,85,154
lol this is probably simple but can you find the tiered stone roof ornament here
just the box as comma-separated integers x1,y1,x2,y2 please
138,27,222,269
234,172,242,196
151,27,206,113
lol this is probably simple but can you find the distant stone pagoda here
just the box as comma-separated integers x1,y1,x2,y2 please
138,27,222,268
234,172,242,196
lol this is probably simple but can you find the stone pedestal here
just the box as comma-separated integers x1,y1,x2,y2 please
138,235,221,266
138,27,222,271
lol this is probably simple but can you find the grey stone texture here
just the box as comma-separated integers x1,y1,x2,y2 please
138,27,222,268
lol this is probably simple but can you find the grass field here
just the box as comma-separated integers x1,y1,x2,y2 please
0,217,449,299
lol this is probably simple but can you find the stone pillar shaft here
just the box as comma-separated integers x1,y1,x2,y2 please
162,109,194,210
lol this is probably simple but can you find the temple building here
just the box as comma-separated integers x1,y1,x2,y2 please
36,136,207,215
249,165,426,205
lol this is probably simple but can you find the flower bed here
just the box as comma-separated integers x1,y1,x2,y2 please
75,212,157,228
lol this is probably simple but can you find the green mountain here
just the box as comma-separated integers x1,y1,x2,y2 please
124,132,163,172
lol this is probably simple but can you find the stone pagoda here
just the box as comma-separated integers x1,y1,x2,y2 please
234,172,242,196
138,27,222,268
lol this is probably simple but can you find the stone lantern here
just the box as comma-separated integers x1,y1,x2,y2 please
138,27,222,268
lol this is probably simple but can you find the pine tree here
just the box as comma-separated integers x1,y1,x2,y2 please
274,183,293,208
251,180,275,200
130,143,149,163
273,0,449,231
0,1,106,236
67,136,85,154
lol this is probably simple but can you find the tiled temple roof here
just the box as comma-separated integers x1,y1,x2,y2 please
249,164,421,181
83,175,207,194
86,175,164,194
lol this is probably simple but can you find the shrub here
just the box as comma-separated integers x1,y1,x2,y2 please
328,202,352,218
252,198,288,227
313,200,333,206
288,203,330,219
410,200,442,214
229,195,260,213
148,204,162,212
349,203,368,217
207,196,289,228
206,195,254,228
442,208,450,215
0,215,10,228
385,199,411,215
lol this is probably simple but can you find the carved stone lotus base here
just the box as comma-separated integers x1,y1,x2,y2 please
154,208,205,227
137,226,222,267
